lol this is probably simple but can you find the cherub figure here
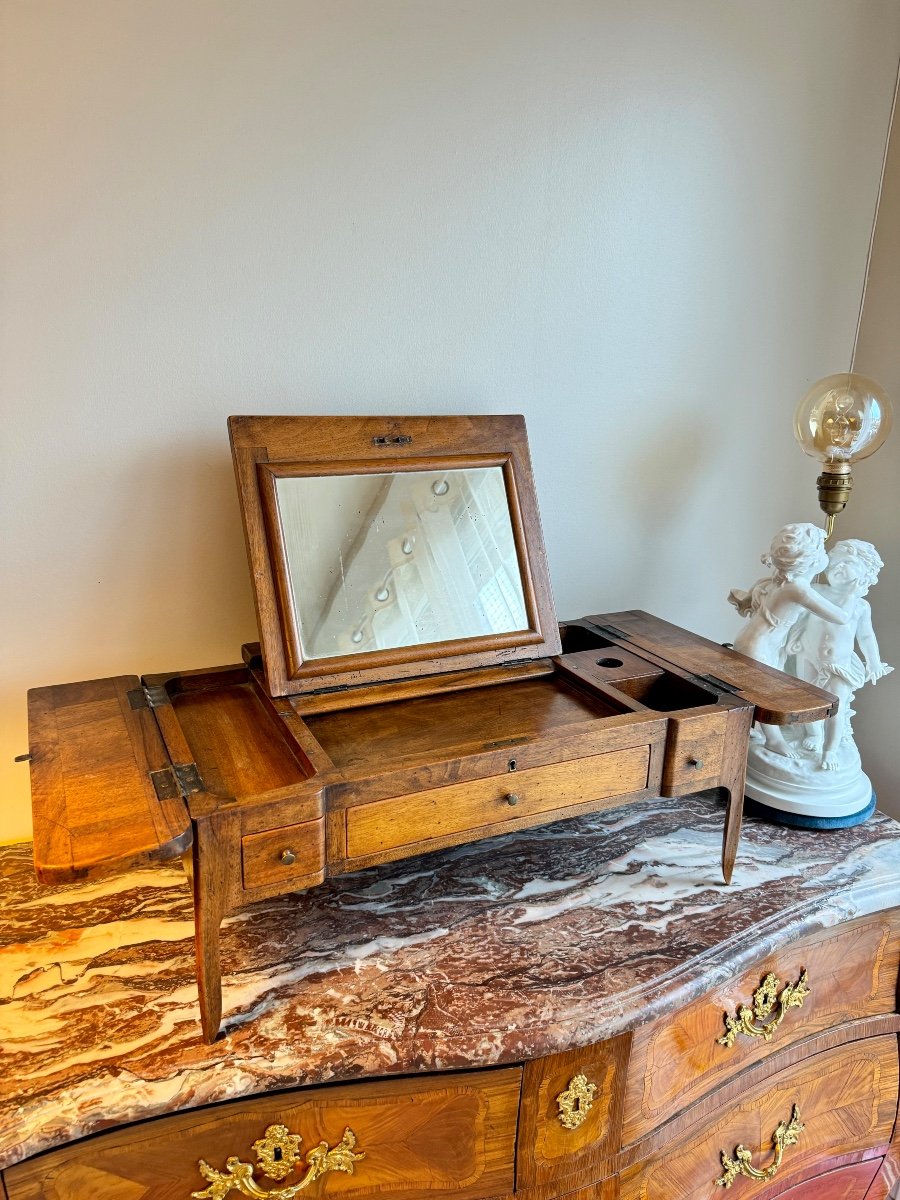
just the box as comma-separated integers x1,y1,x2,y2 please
728,523,850,758
790,539,892,769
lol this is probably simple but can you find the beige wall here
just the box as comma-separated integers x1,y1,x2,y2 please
3,1,900,841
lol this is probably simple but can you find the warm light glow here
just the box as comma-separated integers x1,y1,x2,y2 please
794,372,892,464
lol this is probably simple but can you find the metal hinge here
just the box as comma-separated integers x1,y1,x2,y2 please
128,684,171,709
584,620,632,643
150,762,203,801
696,673,742,696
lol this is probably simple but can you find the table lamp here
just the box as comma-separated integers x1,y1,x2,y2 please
728,373,893,828
793,371,893,538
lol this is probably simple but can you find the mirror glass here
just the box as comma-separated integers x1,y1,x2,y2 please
274,466,528,660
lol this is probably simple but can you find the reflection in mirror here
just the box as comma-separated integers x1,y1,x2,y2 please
275,466,528,660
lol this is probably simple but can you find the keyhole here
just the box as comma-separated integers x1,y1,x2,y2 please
273,1148,283,1162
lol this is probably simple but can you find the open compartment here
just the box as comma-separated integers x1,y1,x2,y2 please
609,672,719,712
146,666,316,801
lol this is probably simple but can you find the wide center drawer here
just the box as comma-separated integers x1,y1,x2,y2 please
345,745,652,861
3,1068,522,1200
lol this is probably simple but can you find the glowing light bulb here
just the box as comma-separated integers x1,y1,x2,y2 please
793,372,892,537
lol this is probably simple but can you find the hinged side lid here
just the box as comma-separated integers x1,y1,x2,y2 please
586,610,837,725
28,676,192,883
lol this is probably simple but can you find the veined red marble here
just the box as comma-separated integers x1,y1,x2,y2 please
1,794,899,1168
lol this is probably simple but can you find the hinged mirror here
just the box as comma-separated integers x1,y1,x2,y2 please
230,415,561,696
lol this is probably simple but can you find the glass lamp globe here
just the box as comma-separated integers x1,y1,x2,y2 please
794,372,892,465
793,372,893,534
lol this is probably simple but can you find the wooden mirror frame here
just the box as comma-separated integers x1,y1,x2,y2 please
229,415,561,697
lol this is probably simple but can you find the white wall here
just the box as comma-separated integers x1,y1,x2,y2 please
3,0,900,840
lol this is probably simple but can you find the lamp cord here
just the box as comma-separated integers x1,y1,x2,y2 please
851,52,900,372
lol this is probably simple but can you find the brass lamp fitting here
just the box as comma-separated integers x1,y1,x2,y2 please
815,461,852,540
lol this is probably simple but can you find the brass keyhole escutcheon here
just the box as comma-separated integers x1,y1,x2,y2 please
505,793,520,806
556,1073,597,1130
280,849,297,866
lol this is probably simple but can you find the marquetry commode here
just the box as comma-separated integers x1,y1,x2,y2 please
2,798,899,1200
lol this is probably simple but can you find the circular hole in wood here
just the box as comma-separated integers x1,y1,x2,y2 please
596,657,624,668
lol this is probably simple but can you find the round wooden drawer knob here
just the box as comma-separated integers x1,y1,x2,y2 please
505,793,520,806
280,849,297,866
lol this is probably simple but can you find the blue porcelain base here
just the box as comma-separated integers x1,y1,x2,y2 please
744,792,877,829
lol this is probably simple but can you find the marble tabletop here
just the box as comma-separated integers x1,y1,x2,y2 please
2,793,899,1170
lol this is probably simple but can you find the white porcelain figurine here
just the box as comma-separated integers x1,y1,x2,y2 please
728,525,891,826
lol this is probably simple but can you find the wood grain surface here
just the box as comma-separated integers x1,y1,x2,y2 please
3,1068,522,1200
241,817,326,889
586,610,838,725
619,1035,899,1200
517,1034,631,1194
764,1157,883,1198
28,677,191,883
622,912,900,1143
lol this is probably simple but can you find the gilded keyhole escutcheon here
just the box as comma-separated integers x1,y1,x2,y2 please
556,1073,597,1130
192,1124,365,1198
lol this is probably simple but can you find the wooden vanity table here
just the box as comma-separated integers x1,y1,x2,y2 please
25,415,836,1043
2,794,899,1199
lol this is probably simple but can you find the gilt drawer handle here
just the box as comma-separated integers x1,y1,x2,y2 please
717,969,810,1048
192,1124,365,1198
556,1073,597,1129
715,1104,804,1188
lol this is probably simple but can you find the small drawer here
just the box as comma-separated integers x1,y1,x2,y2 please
241,817,326,890
3,1068,522,1200
516,1035,631,1194
345,746,652,862
661,711,726,792
622,913,900,1143
619,1035,898,1200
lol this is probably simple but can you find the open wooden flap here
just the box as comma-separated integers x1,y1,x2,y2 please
28,676,192,884
584,610,837,726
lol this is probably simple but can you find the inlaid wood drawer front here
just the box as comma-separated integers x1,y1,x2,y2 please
345,746,651,860
516,1035,631,1194
241,817,326,890
771,1158,884,1199
622,913,900,1143
3,1068,522,1200
619,1035,899,1200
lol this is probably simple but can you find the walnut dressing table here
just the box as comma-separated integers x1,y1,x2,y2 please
3,794,899,1200
25,415,836,1044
